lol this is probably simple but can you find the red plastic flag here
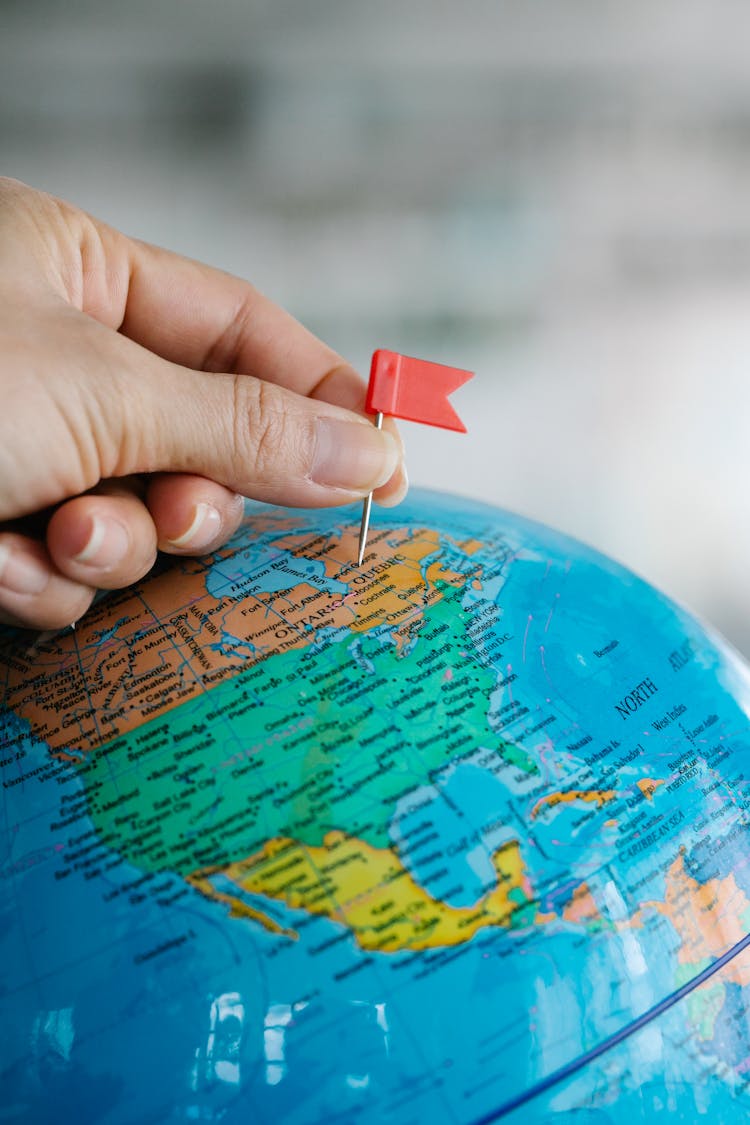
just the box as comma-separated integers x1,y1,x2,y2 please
365,349,474,432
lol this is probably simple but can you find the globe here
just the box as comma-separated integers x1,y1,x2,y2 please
2,488,750,1124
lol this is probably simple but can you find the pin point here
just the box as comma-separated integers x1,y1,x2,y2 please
357,350,474,564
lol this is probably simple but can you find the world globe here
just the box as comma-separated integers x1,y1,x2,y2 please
2,488,750,1124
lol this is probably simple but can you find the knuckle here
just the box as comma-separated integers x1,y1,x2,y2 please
0,175,29,213
203,291,259,374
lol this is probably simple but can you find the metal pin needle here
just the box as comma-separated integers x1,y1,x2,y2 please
357,412,383,565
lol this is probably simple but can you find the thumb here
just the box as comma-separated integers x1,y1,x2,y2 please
113,346,402,509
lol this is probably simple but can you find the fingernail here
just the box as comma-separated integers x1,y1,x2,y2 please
72,516,130,569
377,462,409,509
311,419,401,492
0,541,50,595
167,503,222,550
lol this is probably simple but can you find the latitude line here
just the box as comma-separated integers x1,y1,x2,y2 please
470,929,750,1123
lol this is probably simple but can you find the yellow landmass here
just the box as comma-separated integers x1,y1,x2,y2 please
186,871,296,939
188,830,535,952
633,848,750,983
531,788,617,820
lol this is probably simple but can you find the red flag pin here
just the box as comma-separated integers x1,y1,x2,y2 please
357,350,474,563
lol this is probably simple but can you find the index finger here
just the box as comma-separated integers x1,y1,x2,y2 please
4,178,360,402
24,182,405,501
97,218,366,404
92,214,405,495
111,232,404,492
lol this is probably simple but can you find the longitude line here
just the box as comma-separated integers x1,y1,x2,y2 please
471,930,750,1123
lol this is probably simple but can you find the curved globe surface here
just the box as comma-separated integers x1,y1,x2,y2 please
2,489,750,1124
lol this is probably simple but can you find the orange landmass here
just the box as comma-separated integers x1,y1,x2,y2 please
274,524,471,636
637,778,664,801
633,847,750,982
531,788,617,820
562,881,602,925
536,881,604,928
458,539,484,556
3,523,473,755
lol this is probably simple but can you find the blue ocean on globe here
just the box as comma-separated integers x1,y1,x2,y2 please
2,488,750,1123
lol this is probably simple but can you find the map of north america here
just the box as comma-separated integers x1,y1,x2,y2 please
4,492,750,1122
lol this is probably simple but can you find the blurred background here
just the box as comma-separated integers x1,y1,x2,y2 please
2,0,750,651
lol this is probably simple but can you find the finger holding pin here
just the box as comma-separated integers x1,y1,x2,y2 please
356,350,474,564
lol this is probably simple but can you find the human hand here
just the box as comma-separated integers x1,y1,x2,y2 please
0,178,406,631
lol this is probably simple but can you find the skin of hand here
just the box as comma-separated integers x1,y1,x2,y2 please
0,177,407,631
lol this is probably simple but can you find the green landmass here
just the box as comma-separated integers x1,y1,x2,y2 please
82,579,520,876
